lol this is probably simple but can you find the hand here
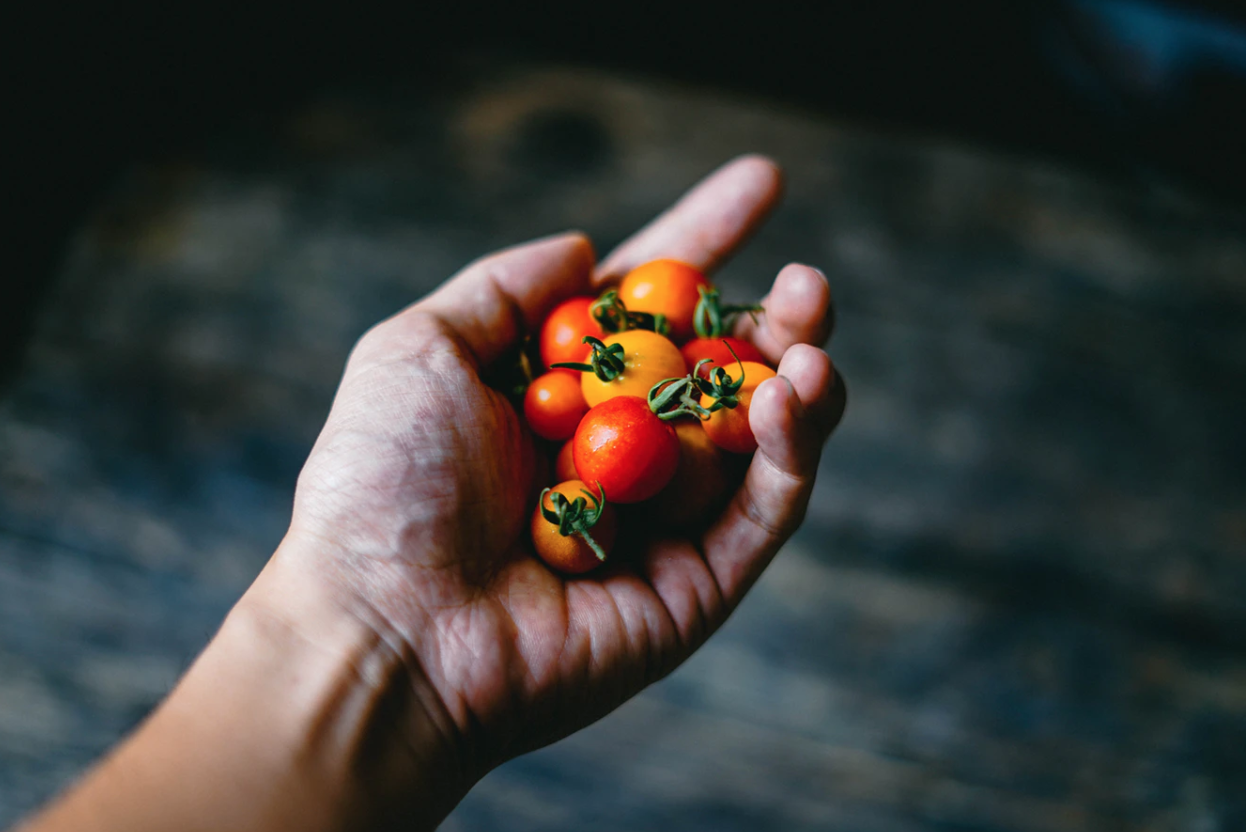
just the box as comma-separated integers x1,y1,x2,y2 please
271,154,845,804
254,156,846,824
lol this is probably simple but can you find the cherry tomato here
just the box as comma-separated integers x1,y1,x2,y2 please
540,296,606,369
531,480,617,574
700,361,778,454
553,438,579,483
573,396,680,503
580,330,686,408
651,421,736,528
681,336,766,379
618,259,711,344
524,370,589,441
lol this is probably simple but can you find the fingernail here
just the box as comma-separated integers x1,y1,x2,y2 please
807,265,828,283
536,230,595,252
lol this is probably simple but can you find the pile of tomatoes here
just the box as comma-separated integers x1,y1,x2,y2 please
522,259,774,574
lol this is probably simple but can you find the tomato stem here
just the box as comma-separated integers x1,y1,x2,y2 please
692,286,764,339
551,336,627,382
591,289,670,337
693,341,747,410
647,367,723,421
539,483,610,562
643,341,751,421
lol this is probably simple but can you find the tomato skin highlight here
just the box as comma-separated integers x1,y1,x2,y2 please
681,337,766,378
651,420,735,528
580,330,686,408
573,396,680,503
524,370,589,441
618,259,711,344
700,361,778,454
553,438,579,483
540,297,605,369
531,480,617,574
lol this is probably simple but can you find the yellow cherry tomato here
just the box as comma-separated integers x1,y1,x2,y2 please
581,330,686,408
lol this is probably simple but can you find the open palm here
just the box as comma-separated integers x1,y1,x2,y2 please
282,157,845,781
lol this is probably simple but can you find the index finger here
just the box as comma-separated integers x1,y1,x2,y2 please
595,155,784,285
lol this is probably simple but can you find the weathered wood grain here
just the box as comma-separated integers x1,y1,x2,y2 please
2,61,1245,829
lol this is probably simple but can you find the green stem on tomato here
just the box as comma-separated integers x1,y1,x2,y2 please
646,363,720,422
694,340,747,410
692,286,764,339
644,341,751,421
551,336,627,382
591,289,670,337
539,483,609,561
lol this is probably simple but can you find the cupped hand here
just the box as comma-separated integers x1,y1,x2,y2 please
270,156,846,793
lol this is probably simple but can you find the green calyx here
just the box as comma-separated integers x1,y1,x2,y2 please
648,373,708,421
693,340,747,410
551,335,627,382
646,341,750,421
645,361,722,422
539,482,610,561
692,286,764,339
591,289,670,337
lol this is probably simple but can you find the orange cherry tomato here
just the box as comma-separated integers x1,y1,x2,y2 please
540,297,606,369
524,370,588,441
531,480,617,574
700,361,778,454
573,396,680,503
553,438,579,482
681,336,766,378
580,330,686,408
617,259,711,344
651,421,736,528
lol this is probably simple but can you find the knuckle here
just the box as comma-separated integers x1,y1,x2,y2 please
738,478,794,542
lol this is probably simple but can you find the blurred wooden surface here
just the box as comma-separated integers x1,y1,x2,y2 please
2,61,1246,830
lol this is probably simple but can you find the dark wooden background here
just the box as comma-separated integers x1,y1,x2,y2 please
2,59,1246,830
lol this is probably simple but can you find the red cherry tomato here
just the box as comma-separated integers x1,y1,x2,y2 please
681,337,766,378
617,260,711,344
700,361,778,454
524,370,588,441
531,480,617,574
540,296,606,369
553,438,579,483
573,396,680,504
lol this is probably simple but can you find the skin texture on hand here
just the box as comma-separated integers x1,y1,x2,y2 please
17,155,846,832
281,156,846,790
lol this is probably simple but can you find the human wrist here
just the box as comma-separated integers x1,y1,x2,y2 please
225,535,472,831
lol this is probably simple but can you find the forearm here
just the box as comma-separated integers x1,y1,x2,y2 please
18,543,464,832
